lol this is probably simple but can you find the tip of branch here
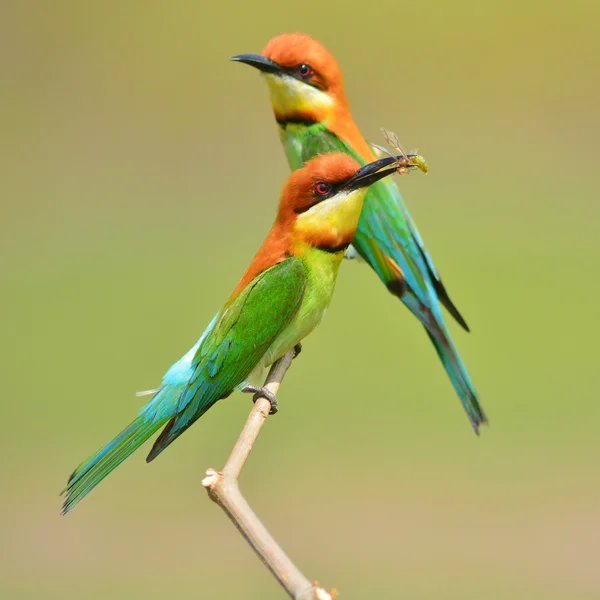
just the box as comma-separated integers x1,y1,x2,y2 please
202,468,222,489
313,582,337,600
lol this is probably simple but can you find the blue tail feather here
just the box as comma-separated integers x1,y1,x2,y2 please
424,325,486,433
61,385,184,514
61,316,220,514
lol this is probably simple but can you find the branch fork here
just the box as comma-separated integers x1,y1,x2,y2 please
202,349,336,600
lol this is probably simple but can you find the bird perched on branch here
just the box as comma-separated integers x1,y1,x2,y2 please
61,152,415,514
232,33,486,433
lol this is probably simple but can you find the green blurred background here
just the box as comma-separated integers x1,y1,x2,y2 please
2,1,599,598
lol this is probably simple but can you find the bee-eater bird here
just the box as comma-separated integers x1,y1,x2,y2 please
231,33,487,433
61,152,407,514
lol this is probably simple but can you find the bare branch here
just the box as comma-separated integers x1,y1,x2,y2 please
202,349,335,600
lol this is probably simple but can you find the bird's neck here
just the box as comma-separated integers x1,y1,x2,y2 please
293,241,345,285
230,221,291,298
275,102,376,164
229,209,353,302
230,183,364,302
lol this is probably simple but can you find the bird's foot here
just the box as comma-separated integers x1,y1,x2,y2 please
293,343,302,359
242,385,278,415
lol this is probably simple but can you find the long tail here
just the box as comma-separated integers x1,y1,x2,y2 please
359,249,486,432
425,324,487,433
61,413,169,514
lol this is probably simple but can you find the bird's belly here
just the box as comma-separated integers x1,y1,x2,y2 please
264,301,327,366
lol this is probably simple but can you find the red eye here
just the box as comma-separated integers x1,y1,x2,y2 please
315,182,330,196
297,63,312,78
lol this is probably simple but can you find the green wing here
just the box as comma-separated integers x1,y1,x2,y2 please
146,258,306,460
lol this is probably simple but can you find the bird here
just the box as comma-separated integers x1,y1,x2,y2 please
61,152,406,514
231,33,487,433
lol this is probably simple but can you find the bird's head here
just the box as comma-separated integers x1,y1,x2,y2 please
279,152,400,253
231,33,347,125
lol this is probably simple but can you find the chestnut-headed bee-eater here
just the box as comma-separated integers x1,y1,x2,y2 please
232,33,487,433
61,152,407,514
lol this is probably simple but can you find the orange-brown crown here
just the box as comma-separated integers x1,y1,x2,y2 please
277,152,360,219
262,33,347,103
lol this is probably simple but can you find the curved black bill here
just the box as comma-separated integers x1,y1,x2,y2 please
341,156,403,192
230,54,282,75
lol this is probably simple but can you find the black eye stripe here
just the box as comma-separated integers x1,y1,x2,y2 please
313,182,337,201
283,63,326,90
293,182,339,214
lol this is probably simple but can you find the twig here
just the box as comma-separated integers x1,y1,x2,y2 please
202,349,335,600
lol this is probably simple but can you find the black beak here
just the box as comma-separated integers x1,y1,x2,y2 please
341,156,404,192
230,54,283,75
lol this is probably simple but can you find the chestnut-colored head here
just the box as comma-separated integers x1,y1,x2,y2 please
279,153,401,251
262,33,345,97
231,33,348,123
231,152,401,297
279,153,359,218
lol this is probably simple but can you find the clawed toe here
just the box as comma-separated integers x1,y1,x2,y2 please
242,385,278,415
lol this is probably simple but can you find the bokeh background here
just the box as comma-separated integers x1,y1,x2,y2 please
2,1,599,598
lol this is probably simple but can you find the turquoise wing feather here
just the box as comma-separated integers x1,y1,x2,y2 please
281,123,486,431
62,258,306,513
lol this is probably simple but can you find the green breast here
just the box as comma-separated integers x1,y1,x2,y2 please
262,245,343,366
278,121,348,169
